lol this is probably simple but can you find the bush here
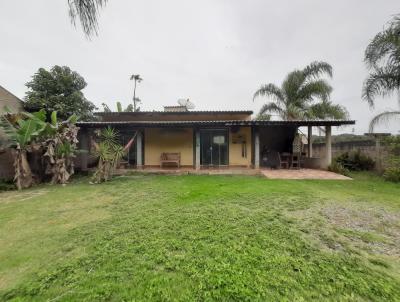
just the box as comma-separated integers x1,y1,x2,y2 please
382,136,400,183
383,167,400,182
334,150,375,171
328,161,350,176
0,179,15,191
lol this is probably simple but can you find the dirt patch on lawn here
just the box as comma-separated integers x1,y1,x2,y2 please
321,205,400,257
289,203,400,258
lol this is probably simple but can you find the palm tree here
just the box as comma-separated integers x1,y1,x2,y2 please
68,0,108,38
130,74,143,111
253,61,348,120
363,15,400,132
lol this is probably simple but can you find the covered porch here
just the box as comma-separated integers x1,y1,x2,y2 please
76,119,354,172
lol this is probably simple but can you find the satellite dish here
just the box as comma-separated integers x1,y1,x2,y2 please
178,98,195,110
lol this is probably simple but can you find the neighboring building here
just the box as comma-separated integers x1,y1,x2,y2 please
0,85,23,180
0,85,23,114
76,106,355,170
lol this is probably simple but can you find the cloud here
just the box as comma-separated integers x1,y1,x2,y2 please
0,0,399,134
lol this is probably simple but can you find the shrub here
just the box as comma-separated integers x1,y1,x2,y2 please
328,161,350,176
334,150,375,171
382,136,400,183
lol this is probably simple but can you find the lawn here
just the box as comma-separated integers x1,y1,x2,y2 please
0,173,399,301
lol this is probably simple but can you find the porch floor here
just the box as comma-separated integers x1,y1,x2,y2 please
113,167,350,179
261,168,351,180
115,167,260,176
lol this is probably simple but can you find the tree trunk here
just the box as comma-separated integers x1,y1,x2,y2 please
13,149,33,190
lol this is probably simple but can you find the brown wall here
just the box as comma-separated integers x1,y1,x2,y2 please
0,149,14,180
99,112,252,122
0,86,23,114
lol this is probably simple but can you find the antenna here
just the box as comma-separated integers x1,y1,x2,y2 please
178,98,195,110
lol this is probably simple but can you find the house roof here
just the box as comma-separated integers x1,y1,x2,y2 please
77,119,355,128
95,110,254,116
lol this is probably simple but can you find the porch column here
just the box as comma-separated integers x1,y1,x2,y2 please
136,130,143,169
325,125,332,166
79,128,89,171
254,129,260,169
307,125,313,158
195,129,200,170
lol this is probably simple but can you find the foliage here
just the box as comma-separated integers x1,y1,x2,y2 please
68,0,108,38
328,161,350,176
24,66,96,121
91,127,125,183
102,102,134,112
0,110,47,189
0,179,15,191
42,112,79,185
130,74,143,112
1,175,400,300
382,136,400,182
334,150,375,171
254,61,348,120
363,15,400,131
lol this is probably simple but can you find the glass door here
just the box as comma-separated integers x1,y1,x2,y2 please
200,129,228,166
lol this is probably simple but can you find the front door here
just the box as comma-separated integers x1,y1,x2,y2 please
200,129,228,166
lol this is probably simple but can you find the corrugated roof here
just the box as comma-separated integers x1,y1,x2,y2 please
77,119,355,127
95,110,254,115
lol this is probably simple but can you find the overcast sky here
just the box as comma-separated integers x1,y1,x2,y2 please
0,0,399,134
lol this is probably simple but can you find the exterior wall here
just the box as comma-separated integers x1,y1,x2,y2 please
0,149,14,180
0,86,23,114
229,127,252,167
144,128,194,166
99,112,252,122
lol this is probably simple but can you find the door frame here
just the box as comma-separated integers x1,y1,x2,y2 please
199,128,229,167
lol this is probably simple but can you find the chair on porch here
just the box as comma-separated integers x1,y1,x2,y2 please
278,152,291,169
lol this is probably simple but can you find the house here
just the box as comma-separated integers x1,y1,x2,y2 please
0,85,23,114
76,106,355,171
0,85,23,179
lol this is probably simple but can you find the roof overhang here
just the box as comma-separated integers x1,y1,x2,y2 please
77,119,355,128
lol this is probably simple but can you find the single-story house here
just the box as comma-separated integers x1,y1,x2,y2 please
76,106,355,171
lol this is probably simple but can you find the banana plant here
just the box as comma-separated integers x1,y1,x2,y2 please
42,111,79,185
0,109,47,189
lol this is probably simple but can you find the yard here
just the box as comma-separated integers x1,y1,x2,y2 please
0,173,399,301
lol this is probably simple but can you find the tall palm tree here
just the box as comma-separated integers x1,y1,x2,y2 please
253,61,348,120
130,74,143,111
363,15,400,132
68,0,108,37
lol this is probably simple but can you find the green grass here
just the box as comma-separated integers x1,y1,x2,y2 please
0,173,399,301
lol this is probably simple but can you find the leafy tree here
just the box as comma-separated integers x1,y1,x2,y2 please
24,66,96,121
363,15,400,132
68,0,108,38
253,61,348,120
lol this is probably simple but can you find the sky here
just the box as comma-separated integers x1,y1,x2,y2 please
0,0,399,134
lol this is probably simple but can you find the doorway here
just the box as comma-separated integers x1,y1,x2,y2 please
200,129,228,166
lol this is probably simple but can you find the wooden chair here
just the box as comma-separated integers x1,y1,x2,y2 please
291,153,301,169
160,152,181,168
278,152,290,169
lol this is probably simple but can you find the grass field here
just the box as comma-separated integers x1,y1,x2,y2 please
0,173,399,301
